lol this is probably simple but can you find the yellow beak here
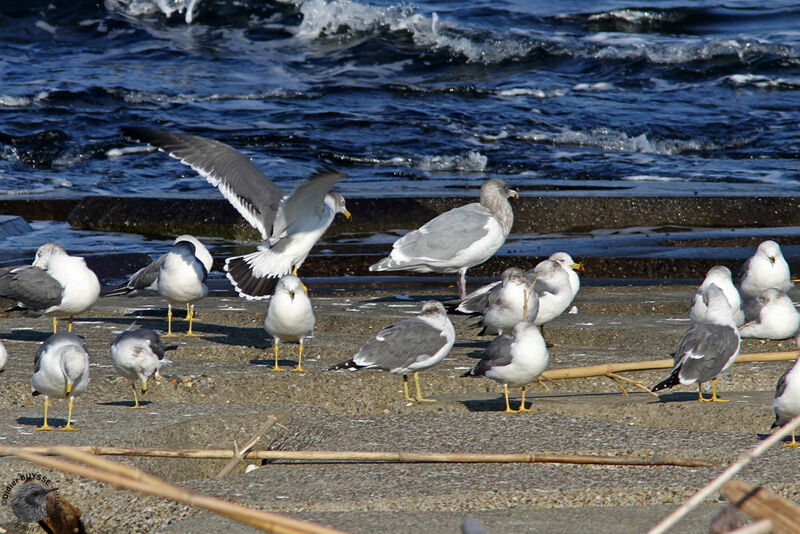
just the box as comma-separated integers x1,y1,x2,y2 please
571,262,584,272
509,189,519,199
66,381,73,395
343,209,352,221
289,289,295,300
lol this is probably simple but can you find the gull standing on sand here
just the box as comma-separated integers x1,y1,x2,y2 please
690,265,744,326
328,301,455,402
739,288,800,340
370,179,517,299
0,243,100,333
122,127,350,299
158,240,208,337
739,240,793,298
463,322,549,413
478,267,538,336
264,275,315,372
105,235,212,297
31,333,90,431
652,284,741,402
110,328,175,408
771,335,800,446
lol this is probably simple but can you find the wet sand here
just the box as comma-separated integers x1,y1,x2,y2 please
0,283,797,533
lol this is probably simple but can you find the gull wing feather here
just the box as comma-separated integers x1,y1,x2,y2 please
270,169,347,244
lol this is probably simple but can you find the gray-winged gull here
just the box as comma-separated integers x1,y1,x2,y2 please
772,335,800,447
110,327,176,408
328,301,455,402
31,333,90,431
478,267,538,336
0,243,100,333
122,127,349,299
369,179,517,299
464,322,549,413
740,288,800,340
652,284,741,402
264,275,315,372
157,240,208,337
690,265,744,326
105,235,212,298
739,240,793,298
10,481,57,523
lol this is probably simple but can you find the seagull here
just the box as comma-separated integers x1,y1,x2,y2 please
478,267,538,336
530,259,574,326
121,127,349,299
0,340,6,373
0,243,100,333
31,333,90,431
739,288,800,340
463,322,549,413
772,336,800,447
690,265,744,326
110,328,176,408
328,301,455,402
652,284,741,402
739,240,793,298
157,240,208,337
264,275,315,372
454,252,581,315
105,235,212,297
10,481,58,523
369,179,517,299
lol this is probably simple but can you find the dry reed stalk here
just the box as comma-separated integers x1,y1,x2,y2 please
721,479,800,534
0,445,347,534
646,412,800,534
217,415,278,478
0,445,721,468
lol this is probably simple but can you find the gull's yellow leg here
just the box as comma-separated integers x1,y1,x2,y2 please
413,371,435,402
61,397,79,431
403,375,415,402
271,340,287,372
291,339,307,372
708,379,729,402
130,382,141,409
68,315,73,333
516,385,534,412
52,316,58,333
185,304,202,337
697,383,709,402
35,397,55,431
785,430,800,447
183,303,191,321
163,304,178,337
291,267,309,294
503,384,518,413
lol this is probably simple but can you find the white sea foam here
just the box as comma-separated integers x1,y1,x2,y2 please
726,73,800,89
0,95,31,107
104,0,200,24
418,151,487,172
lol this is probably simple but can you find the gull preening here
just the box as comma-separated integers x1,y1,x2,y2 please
690,265,744,326
463,322,549,413
478,267,538,336
110,327,176,408
530,259,574,326
739,288,800,340
31,333,90,431
739,240,793,298
122,127,349,299
264,275,315,372
772,335,800,446
369,179,517,299
0,243,100,333
157,240,208,337
105,235,212,297
652,284,741,402
328,301,455,402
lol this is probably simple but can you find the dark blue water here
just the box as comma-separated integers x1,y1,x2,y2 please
1,0,800,270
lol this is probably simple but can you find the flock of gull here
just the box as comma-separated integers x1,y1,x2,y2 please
1,128,800,446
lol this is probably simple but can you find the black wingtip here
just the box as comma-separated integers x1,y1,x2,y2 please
327,359,361,372
461,369,476,378
651,367,681,393
102,286,134,298
164,344,179,352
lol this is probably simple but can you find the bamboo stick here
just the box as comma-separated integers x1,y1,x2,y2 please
217,415,278,478
541,350,798,381
647,411,800,534
0,445,721,468
721,479,800,534
0,446,347,534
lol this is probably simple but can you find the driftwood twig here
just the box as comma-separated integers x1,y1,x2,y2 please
217,415,278,478
721,479,800,534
